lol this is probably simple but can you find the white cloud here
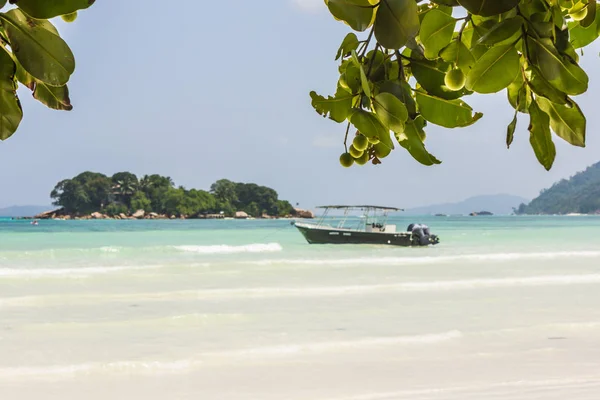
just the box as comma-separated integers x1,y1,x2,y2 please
292,0,325,12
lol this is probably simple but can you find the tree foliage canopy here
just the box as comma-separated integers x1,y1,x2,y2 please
515,161,600,214
0,0,95,141
313,0,597,170
50,173,295,218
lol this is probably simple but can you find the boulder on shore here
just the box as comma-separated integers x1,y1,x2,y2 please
293,208,314,219
34,208,64,219
132,209,145,219
119,213,128,220
91,212,104,219
235,211,249,219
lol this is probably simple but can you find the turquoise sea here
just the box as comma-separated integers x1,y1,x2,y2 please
1,216,600,399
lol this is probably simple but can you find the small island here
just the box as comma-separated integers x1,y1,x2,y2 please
31,172,314,220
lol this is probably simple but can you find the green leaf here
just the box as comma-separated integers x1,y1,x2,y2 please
580,1,597,28
397,116,441,166
569,5,600,48
373,92,408,132
524,65,569,105
457,0,519,17
336,33,360,60
325,0,375,31
476,16,524,46
374,0,420,49
507,111,517,148
439,40,475,71
14,58,73,110
10,0,95,19
0,0,6,9
359,64,372,97
527,36,589,95
0,47,23,140
465,44,519,93
350,109,393,148
420,9,456,60
342,62,362,93
415,91,483,128
507,73,530,113
537,97,585,147
528,100,556,171
14,59,35,90
411,58,467,99
365,49,386,81
378,80,417,117
0,9,75,86
33,83,73,111
310,87,355,123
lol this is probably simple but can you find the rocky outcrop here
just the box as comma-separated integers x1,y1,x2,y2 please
34,208,64,219
132,209,145,219
293,208,314,219
235,211,249,219
90,212,105,219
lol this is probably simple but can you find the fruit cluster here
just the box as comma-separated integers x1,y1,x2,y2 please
339,132,391,167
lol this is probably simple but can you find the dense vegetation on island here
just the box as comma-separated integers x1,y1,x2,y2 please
50,172,295,218
515,161,600,215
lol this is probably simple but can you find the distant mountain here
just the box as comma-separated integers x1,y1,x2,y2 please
405,194,529,216
0,205,53,218
516,161,600,215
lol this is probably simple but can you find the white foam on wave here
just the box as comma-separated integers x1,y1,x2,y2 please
100,246,120,253
0,265,163,278
0,331,461,381
0,359,199,381
3,273,600,306
215,330,462,358
247,250,600,267
174,243,282,254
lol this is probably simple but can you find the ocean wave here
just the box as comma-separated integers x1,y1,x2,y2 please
4,273,600,306
246,250,600,266
0,331,461,380
214,330,462,358
0,265,163,278
174,243,282,254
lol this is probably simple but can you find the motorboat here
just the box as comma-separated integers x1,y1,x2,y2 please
292,205,439,247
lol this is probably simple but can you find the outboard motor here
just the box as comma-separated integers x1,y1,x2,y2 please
410,223,433,246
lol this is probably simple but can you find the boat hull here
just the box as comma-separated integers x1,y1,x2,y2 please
294,224,438,247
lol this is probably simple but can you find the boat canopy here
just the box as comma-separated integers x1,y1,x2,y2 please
316,205,403,211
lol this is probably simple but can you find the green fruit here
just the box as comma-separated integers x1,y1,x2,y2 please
569,7,588,21
339,152,354,168
349,145,363,158
61,12,78,23
367,136,380,145
444,68,466,91
373,142,391,159
354,151,370,165
352,135,369,152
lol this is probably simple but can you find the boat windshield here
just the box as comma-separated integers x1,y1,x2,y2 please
313,206,399,230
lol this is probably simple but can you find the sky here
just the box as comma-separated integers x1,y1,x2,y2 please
1,0,599,210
